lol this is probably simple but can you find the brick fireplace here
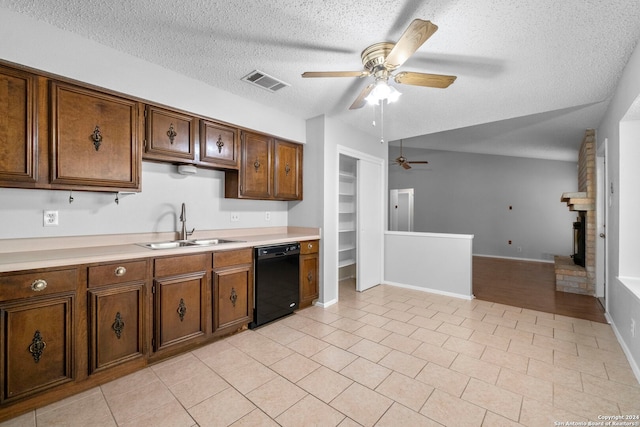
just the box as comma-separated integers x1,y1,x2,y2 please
556,129,596,295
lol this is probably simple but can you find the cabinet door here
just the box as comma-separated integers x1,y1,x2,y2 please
214,265,252,331
239,131,272,198
0,65,37,186
299,253,319,309
88,284,144,374
0,294,74,403
274,140,302,200
199,120,239,169
153,272,206,352
143,105,196,162
49,81,141,191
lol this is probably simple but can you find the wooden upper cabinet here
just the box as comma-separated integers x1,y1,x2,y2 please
199,119,239,169
232,131,273,199
143,105,196,162
274,139,302,200
0,65,37,186
225,131,303,200
49,81,141,191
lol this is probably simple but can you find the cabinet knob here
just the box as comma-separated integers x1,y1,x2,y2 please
167,123,177,144
307,272,313,282
254,158,261,171
31,279,48,292
28,330,46,363
216,135,224,153
230,287,238,307
112,312,125,339
177,298,187,321
114,266,127,277
91,125,103,151
307,243,313,249
285,163,291,175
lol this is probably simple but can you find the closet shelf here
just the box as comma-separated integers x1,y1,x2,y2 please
339,259,356,268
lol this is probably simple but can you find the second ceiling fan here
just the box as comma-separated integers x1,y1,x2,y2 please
394,140,429,170
302,19,457,110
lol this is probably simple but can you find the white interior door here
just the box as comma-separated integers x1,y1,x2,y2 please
357,158,384,291
596,138,608,303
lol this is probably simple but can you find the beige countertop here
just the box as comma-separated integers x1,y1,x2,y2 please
0,226,320,273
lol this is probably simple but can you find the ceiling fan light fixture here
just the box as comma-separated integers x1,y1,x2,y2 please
365,79,401,105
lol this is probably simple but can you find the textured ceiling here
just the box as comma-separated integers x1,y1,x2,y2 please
2,0,639,160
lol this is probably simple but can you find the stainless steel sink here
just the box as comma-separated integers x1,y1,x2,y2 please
190,238,238,245
139,238,242,250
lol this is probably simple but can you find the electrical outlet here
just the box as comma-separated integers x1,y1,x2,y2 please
230,213,240,222
265,211,271,221
43,210,59,226
631,318,636,338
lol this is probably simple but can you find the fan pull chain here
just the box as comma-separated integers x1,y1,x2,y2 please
380,100,384,143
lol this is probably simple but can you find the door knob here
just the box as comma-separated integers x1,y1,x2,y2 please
599,233,606,238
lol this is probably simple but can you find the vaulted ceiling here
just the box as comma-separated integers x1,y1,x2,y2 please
2,0,639,161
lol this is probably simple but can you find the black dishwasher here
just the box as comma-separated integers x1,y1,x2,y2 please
249,242,300,329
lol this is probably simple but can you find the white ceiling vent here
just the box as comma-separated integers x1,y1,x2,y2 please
242,70,290,92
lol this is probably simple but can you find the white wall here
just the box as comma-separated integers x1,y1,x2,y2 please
385,231,473,299
0,10,305,240
388,147,577,261
298,116,387,304
597,38,640,379
0,162,288,239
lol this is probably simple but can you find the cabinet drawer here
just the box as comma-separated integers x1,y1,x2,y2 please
300,240,319,255
0,269,77,302
154,253,208,277
88,260,147,287
213,248,252,269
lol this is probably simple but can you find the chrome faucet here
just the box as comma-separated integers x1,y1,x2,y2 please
179,202,195,240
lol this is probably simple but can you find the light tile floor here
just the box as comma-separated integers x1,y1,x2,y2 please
2,280,639,426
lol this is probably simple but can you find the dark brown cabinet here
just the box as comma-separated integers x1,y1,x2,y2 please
49,81,141,191
0,269,77,404
274,140,302,200
0,65,37,186
225,131,303,200
87,260,147,374
152,254,208,355
226,131,272,199
199,119,239,169
299,240,319,309
143,105,196,163
212,248,253,333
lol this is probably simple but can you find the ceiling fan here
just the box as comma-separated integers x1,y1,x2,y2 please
394,140,429,170
302,19,457,110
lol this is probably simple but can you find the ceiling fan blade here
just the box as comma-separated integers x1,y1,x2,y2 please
302,71,370,78
349,83,374,110
394,71,457,88
384,19,438,70
401,162,412,170
406,161,429,164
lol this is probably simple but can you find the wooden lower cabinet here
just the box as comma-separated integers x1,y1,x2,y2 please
299,240,320,309
88,284,144,373
87,260,147,374
213,248,253,334
152,254,208,355
0,240,320,420
0,268,77,405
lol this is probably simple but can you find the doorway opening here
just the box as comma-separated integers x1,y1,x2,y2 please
389,188,414,231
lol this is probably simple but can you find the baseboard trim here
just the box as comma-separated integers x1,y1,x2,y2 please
383,280,475,301
473,254,555,264
608,314,640,384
